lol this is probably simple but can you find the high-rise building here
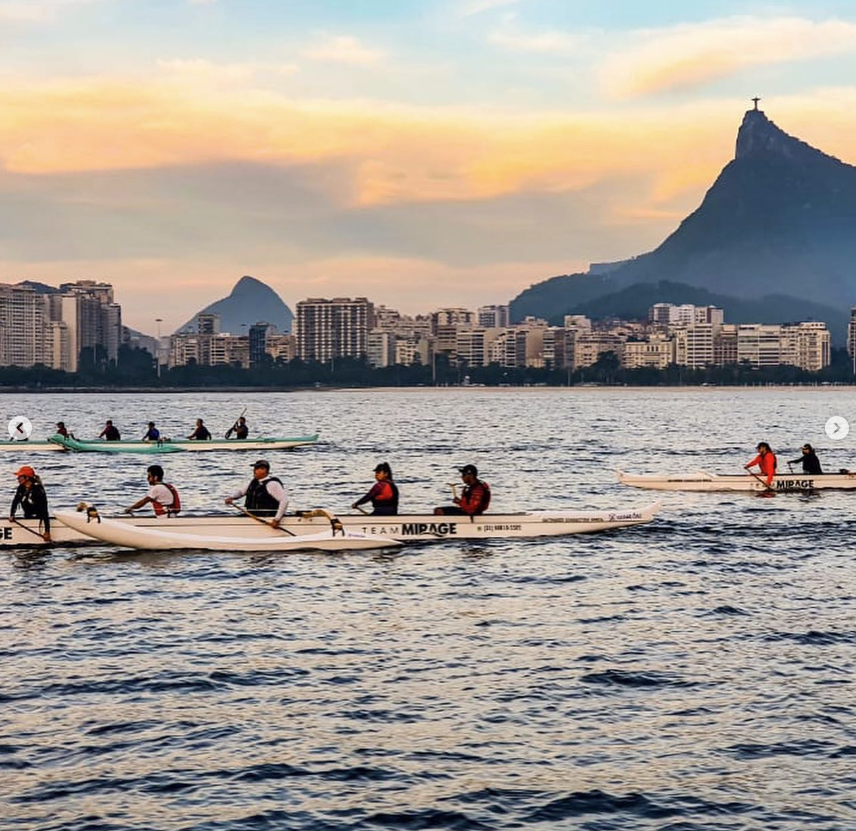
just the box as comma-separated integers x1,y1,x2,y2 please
249,322,271,365
296,297,374,362
779,322,831,371
477,304,509,328
848,306,856,374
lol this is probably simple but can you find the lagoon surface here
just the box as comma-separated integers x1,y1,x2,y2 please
2,389,855,831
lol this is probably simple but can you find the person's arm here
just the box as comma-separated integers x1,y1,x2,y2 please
265,480,289,525
787,457,802,465
224,484,249,505
10,487,22,519
353,483,381,509
744,455,760,471
124,495,153,514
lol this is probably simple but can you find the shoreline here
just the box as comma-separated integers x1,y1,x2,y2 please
2,384,856,394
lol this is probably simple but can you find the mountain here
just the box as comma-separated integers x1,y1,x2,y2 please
512,106,856,325
176,275,294,334
611,107,856,305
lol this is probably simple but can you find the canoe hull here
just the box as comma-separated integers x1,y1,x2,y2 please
48,434,319,453
54,511,400,552
2,504,661,548
617,469,856,492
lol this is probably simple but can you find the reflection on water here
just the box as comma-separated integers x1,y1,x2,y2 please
2,389,854,830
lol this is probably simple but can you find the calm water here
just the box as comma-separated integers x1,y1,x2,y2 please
2,389,855,831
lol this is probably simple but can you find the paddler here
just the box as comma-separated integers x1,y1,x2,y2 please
187,418,212,441
10,465,51,542
352,462,399,515
788,443,823,475
55,421,74,439
225,459,288,528
225,416,249,440
123,464,181,516
142,421,161,441
434,464,491,516
99,419,121,440
744,441,777,487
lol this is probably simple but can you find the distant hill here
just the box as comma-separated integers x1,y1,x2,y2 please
574,281,847,343
512,106,856,328
177,275,294,334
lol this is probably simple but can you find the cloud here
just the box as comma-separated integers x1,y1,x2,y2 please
156,58,299,84
487,22,587,54
600,16,856,98
459,0,528,17
0,0,105,23
302,35,385,66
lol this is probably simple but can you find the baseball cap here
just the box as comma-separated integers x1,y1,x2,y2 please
251,459,270,469
14,465,35,478
458,464,478,477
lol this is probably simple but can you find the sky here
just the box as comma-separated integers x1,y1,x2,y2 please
3,1,856,331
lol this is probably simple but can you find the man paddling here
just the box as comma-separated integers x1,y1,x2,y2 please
225,459,288,528
434,464,491,516
788,443,823,475
99,419,121,440
187,418,212,440
10,465,51,542
745,442,777,487
124,465,181,517
225,416,249,440
142,421,161,441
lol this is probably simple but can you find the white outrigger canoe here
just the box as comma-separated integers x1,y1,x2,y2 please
2,503,662,549
54,511,400,552
617,469,856,492
0,434,319,454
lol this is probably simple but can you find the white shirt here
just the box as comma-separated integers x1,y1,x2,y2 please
148,483,175,507
231,477,289,521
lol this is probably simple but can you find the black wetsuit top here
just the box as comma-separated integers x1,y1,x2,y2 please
11,483,50,532
788,453,822,474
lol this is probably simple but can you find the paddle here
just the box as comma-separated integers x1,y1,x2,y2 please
747,470,774,492
232,503,296,536
225,407,247,439
354,504,369,515
10,517,50,542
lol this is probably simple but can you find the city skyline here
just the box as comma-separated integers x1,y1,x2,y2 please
4,2,856,330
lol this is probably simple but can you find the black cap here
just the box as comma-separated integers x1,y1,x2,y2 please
458,464,478,477
251,459,270,469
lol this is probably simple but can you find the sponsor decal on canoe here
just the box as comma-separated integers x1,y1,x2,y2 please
479,524,523,532
774,479,815,490
398,522,458,536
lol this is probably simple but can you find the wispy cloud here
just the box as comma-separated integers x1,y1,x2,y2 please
156,58,299,84
302,34,385,66
0,0,105,23
459,0,529,18
599,16,856,98
487,15,588,53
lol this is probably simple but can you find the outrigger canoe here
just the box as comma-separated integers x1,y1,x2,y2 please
617,469,856,492
47,434,319,454
2,503,662,549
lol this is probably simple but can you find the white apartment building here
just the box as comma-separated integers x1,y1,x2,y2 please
623,334,675,369
571,330,624,369
477,304,509,328
674,323,715,369
0,280,122,372
779,322,831,371
367,330,397,368
736,324,783,368
296,297,374,362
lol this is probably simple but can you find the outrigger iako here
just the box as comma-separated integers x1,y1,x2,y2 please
1,503,662,549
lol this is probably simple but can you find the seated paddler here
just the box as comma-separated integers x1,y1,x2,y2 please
352,462,399,515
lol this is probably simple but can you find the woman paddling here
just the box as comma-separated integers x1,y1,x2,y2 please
10,465,51,542
788,444,823,475
352,462,399,516
744,442,777,488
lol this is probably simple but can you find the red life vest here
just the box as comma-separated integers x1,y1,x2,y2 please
152,483,181,516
